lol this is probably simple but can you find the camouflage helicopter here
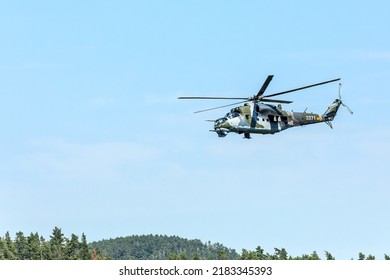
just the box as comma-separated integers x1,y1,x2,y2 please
178,75,352,139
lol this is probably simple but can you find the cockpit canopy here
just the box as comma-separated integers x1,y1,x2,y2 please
215,117,227,125
226,110,239,119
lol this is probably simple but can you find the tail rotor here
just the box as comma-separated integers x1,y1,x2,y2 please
338,83,353,114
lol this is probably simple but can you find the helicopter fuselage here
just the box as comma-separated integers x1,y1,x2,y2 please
213,101,330,138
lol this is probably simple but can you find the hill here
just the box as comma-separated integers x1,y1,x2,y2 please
89,234,239,260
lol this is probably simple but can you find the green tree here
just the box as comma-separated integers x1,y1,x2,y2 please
217,250,228,260
168,252,187,260
366,254,375,260
325,251,335,260
193,252,201,260
79,233,91,260
358,252,365,260
65,234,80,260
27,233,42,260
4,232,17,260
15,231,30,259
385,254,390,260
0,238,5,260
255,246,267,260
273,248,288,260
178,252,187,260
39,236,50,260
309,251,320,260
240,249,259,260
49,227,65,259
297,254,310,260
168,252,179,260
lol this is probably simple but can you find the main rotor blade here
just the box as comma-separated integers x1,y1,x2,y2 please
194,100,246,114
264,78,341,98
261,98,293,104
256,75,274,98
178,96,247,100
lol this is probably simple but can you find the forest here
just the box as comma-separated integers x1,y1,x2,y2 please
89,234,239,260
0,227,107,260
1,227,389,260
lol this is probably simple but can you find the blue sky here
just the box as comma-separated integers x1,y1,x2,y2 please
1,0,389,259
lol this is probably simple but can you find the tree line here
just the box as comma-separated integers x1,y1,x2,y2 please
238,246,390,260
0,227,107,260
1,228,389,260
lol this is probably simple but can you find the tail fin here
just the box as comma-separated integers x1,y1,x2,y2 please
322,99,342,128
323,99,342,121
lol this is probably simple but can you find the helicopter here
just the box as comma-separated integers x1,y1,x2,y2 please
178,75,352,139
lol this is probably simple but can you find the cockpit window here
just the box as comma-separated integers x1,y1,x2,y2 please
226,111,239,119
215,117,227,125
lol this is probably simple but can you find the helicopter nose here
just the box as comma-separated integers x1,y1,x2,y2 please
214,117,227,128
214,118,229,137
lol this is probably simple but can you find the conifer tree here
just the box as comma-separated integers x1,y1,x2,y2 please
273,248,288,260
217,250,228,260
310,251,320,260
27,233,42,260
0,237,5,260
240,249,259,260
4,232,17,260
80,233,91,260
39,236,50,260
49,227,65,260
255,246,267,260
325,251,335,260
15,232,29,259
66,234,80,260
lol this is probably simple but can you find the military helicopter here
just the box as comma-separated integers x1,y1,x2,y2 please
178,75,352,139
